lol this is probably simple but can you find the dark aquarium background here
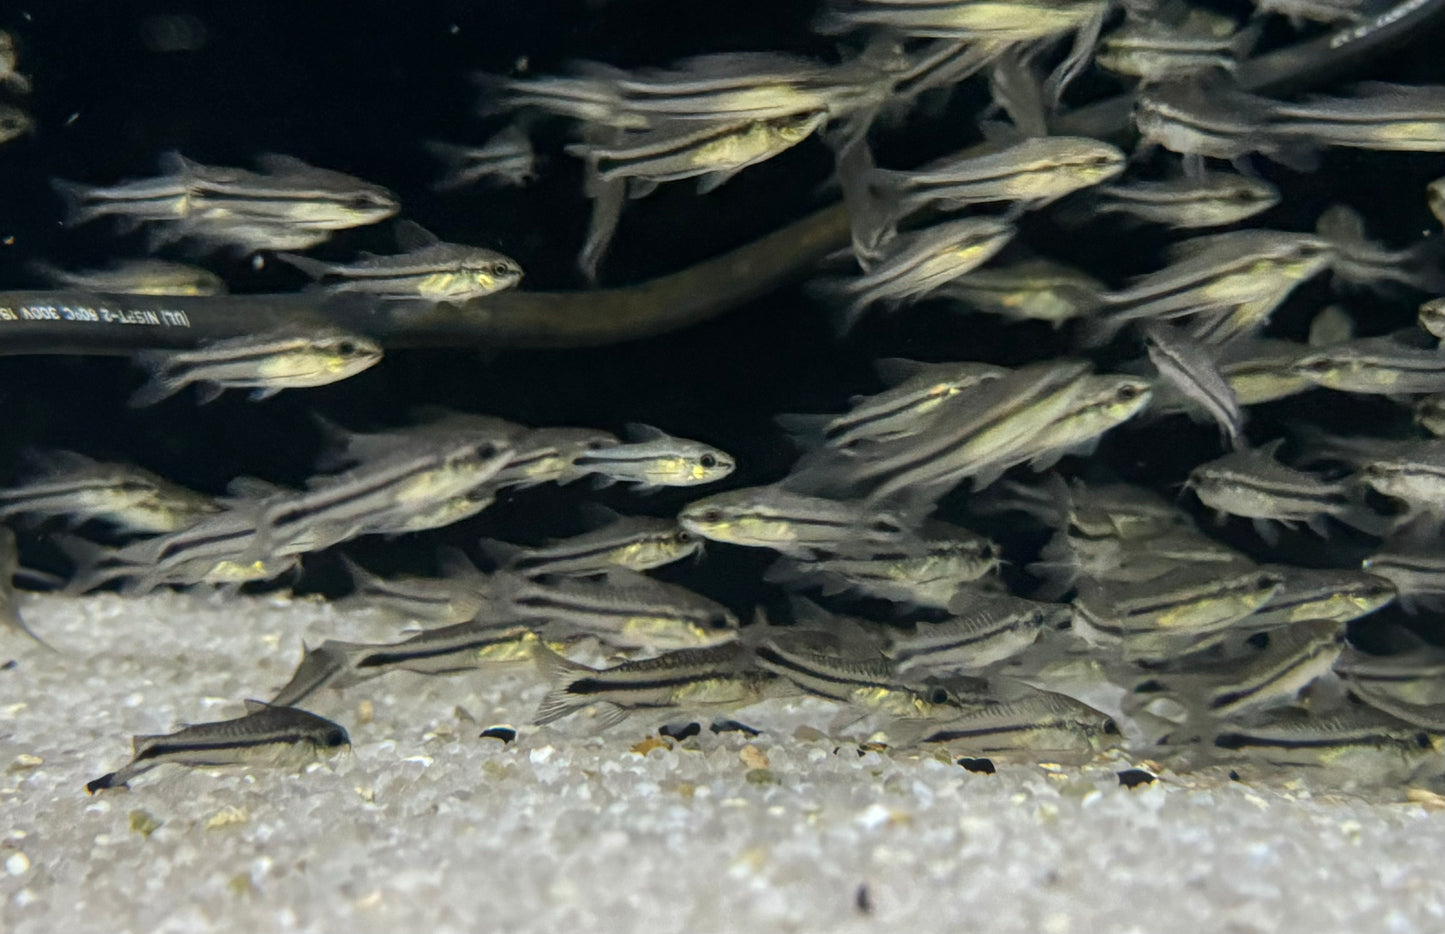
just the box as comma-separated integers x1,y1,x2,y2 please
0,0,1441,623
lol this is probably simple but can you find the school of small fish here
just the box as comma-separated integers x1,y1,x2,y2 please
1,2,1444,794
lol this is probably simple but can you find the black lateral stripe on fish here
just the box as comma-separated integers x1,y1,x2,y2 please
86,702,349,793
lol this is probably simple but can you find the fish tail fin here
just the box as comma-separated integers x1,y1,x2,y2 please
1336,501,1393,538
2,71,31,95
1,602,55,652
531,642,599,725
1230,19,1265,59
1041,7,1104,105
811,7,854,35
51,534,129,594
85,771,124,794
127,350,184,407
578,169,625,284
308,640,376,688
336,554,380,591
475,537,524,571
831,132,896,259
50,178,105,227
268,642,350,707
831,290,874,338
25,259,70,287
274,252,333,280
773,413,830,451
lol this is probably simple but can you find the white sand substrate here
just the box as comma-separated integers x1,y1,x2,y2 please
2,592,1444,934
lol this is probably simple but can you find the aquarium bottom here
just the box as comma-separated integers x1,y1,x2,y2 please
2,592,1441,933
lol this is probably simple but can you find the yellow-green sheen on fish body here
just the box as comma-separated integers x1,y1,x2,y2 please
570,424,735,489
277,220,523,302
127,326,383,407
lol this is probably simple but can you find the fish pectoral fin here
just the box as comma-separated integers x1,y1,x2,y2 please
697,167,741,195
879,717,934,750
1250,517,1282,547
2,606,56,652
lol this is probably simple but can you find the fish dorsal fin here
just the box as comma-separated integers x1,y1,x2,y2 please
1308,305,1354,347
786,595,833,627
393,219,441,252
577,502,624,530
337,554,378,586
872,357,929,386
157,150,201,178
435,545,481,578
408,405,457,424
255,153,313,175
1256,437,1287,460
623,422,669,443
774,413,829,450
975,119,1024,146
1150,0,1195,27
224,475,288,502
19,447,98,475
309,411,356,447
1316,204,1366,246
475,538,523,567
243,698,272,713
987,50,1048,138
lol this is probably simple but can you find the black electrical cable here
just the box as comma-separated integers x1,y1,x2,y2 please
0,0,1438,358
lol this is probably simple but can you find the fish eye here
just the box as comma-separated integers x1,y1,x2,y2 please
1116,384,1142,401
492,262,511,276
675,530,695,543
337,340,357,356
708,615,732,630
927,686,951,705
1417,732,1433,749
699,453,717,469
323,728,348,747
583,439,609,451
701,508,723,524
1103,720,1121,735
1303,358,1332,372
